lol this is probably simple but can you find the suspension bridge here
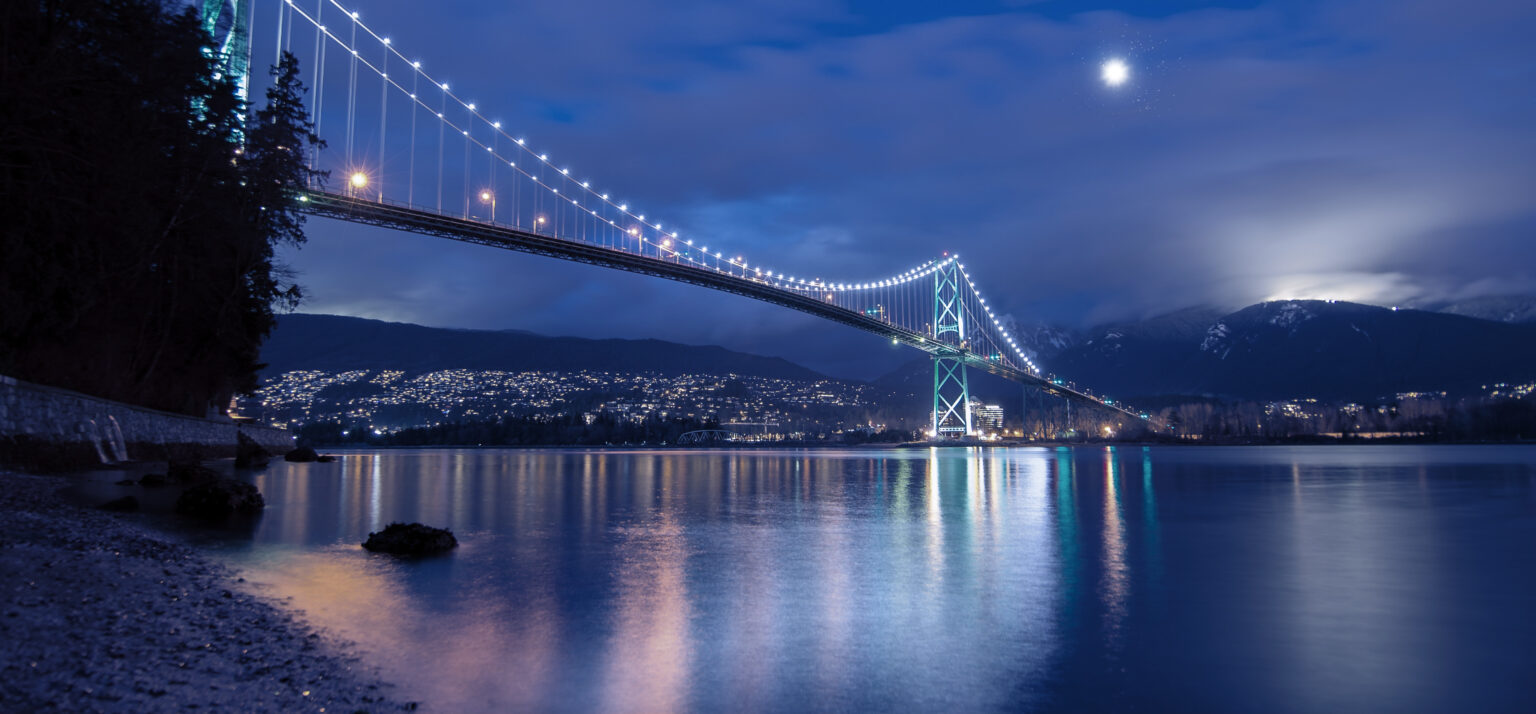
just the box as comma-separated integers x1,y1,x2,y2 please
208,0,1153,438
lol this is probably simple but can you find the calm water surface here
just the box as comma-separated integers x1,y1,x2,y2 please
177,446,1536,712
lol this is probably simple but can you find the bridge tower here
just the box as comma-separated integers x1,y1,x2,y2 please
200,0,253,108
932,260,973,438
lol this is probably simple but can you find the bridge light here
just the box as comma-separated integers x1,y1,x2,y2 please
560,168,569,175
581,181,590,188
441,82,448,90
350,11,358,19
619,204,627,211
515,138,525,145
349,171,368,189
539,154,548,161
493,121,501,129
467,103,475,110
383,38,391,45
685,239,693,246
535,216,546,225
412,61,420,69
600,193,609,200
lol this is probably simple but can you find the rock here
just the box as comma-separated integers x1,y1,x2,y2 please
99,496,139,512
234,432,270,469
283,446,319,463
316,454,336,463
138,473,168,487
361,523,458,556
167,460,219,484
174,478,264,520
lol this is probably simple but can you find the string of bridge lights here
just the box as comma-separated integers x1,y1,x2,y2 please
284,1,1053,382
955,261,1041,375
287,0,964,293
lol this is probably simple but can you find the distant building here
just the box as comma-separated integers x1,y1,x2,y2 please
971,400,1004,431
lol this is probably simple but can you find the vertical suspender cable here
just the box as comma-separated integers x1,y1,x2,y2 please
407,71,416,206
345,20,356,170
378,45,387,201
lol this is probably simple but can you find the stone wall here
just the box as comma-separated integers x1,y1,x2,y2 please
0,374,293,471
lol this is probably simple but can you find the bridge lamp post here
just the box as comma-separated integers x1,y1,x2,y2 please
479,190,495,223
535,215,547,234
348,171,368,197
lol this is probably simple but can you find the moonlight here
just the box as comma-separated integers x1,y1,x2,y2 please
1101,58,1130,87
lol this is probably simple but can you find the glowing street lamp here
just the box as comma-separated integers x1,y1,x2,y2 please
349,171,368,195
535,215,547,234
478,189,495,223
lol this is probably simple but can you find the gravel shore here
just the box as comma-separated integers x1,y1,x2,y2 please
0,470,414,713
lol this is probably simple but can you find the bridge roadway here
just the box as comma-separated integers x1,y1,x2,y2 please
301,191,1145,422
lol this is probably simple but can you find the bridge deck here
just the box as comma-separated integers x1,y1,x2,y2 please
301,191,1144,421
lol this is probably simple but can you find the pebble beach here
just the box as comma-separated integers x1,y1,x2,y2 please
0,470,413,713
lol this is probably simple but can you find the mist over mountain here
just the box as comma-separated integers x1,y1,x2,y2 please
1435,295,1536,325
260,314,826,380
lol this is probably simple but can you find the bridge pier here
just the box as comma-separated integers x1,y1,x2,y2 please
932,357,973,438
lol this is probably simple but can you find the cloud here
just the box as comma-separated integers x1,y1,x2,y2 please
278,0,1536,376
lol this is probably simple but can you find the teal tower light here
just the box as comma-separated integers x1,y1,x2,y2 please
201,0,253,110
932,259,973,438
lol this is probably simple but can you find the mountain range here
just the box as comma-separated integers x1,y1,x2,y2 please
260,314,824,380
265,297,1536,405
1006,299,1536,402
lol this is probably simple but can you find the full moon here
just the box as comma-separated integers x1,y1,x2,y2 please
1101,58,1130,87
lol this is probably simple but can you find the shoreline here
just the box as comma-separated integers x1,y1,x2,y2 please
0,469,413,713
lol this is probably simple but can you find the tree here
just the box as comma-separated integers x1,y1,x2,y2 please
0,0,320,416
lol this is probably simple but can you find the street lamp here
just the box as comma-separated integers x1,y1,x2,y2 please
535,215,547,234
349,171,368,196
478,189,495,223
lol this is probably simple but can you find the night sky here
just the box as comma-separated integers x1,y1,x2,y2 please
275,0,1536,378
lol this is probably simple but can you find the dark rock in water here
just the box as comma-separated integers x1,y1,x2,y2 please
114,478,137,486
316,454,337,463
99,495,139,512
175,478,264,520
138,473,168,487
362,523,458,556
235,432,271,469
284,446,319,463
167,459,219,483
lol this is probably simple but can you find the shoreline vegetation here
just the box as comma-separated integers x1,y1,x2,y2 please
0,469,413,713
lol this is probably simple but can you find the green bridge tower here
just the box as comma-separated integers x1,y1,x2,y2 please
932,260,973,438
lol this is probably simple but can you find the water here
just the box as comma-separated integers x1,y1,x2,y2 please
163,446,1536,712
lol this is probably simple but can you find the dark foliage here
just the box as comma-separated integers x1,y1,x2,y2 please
0,0,321,415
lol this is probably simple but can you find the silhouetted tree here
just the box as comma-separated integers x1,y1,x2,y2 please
1,0,320,415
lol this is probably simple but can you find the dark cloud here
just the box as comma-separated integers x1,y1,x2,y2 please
271,0,1536,377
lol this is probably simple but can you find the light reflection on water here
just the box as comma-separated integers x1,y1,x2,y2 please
184,445,1536,713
